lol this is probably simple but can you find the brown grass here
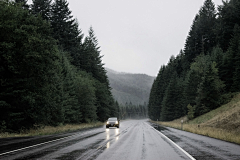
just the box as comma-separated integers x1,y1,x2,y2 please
0,122,104,138
154,121,240,144
152,93,240,144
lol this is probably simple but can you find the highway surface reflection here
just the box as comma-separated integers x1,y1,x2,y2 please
105,128,119,149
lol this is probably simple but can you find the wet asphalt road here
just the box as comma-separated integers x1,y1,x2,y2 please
0,119,240,160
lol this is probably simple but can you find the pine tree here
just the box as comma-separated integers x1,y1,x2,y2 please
160,72,178,121
59,50,81,124
217,0,240,52
81,27,114,121
148,79,158,120
15,0,29,10
184,70,200,108
175,77,185,118
31,0,52,21
198,0,217,54
75,72,97,123
81,27,108,83
51,0,83,67
193,56,224,116
0,0,64,130
148,66,166,120
221,24,240,92
184,14,201,67
184,0,217,67
230,25,240,92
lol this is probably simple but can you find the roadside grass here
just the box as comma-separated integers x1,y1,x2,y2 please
154,121,240,144
0,122,104,138
152,93,240,144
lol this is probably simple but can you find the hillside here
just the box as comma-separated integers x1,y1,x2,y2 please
154,93,240,144
106,68,155,105
190,93,240,133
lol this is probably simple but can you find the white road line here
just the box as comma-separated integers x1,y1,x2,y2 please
146,122,196,160
0,131,92,156
0,136,67,156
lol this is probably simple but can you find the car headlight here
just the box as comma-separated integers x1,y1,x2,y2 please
115,121,118,124
107,122,109,124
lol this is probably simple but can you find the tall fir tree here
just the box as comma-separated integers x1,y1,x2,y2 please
51,0,83,68
184,0,217,69
221,24,240,92
217,0,240,52
184,70,200,109
191,55,224,116
229,24,240,92
15,0,29,10
81,27,114,122
31,0,52,21
148,66,166,120
160,72,179,121
0,0,64,130
198,0,217,54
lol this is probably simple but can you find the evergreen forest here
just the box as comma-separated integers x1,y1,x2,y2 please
106,68,155,106
119,102,148,120
0,0,119,132
148,0,240,121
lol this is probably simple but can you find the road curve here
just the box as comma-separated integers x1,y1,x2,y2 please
0,119,240,160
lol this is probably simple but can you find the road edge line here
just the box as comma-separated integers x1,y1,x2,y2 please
0,131,93,156
0,136,70,156
146,122,196,160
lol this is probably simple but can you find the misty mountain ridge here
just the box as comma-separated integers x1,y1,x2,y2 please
106,68,155,106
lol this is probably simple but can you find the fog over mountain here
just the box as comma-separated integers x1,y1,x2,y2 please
106,68,155,105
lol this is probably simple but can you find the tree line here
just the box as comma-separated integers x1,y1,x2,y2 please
120,102,148,120
0,0,117,132
148,0,240,121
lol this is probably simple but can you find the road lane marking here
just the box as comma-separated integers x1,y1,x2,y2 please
0,130,100,156
0,136,68,156
146,123,196,160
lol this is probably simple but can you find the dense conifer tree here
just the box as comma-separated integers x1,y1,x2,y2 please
15,0,29,9
217,0,240,52
160,72,178,121
0,0,63,130
75,72,97,123
148,66,167,120
184,0,217,68
228,25,240,92
148,0,231,121
184,14,201,67
31,0,52,21
58,51,81,123
221,25,240,92
81,27,108,83
81,27,114,121
195,61,224,116
51,0,83,68
198,0,217,54
184,70,200,108
0,0,118,132
148,79,158,120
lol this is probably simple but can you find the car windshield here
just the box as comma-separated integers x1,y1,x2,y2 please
108,118,117,121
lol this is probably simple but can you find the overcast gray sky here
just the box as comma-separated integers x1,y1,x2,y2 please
30,0,224,76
